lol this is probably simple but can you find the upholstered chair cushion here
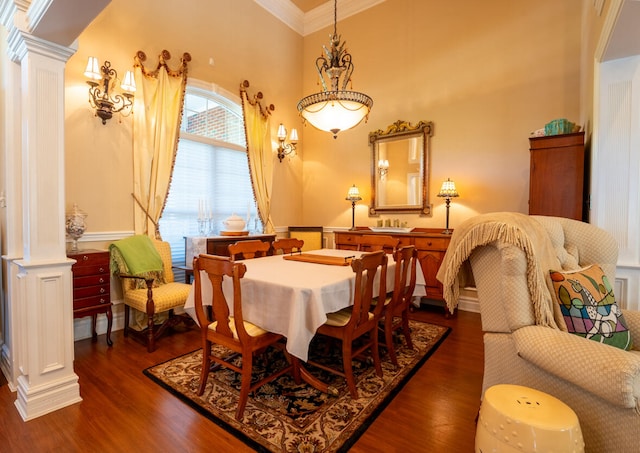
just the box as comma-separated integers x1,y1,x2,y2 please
208,318,268,339
325,307,374,327
123,282,192,313
550,265,632,350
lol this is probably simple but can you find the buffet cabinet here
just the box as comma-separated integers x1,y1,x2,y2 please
334,229,451,302
529,131,587,221
68,249,113,346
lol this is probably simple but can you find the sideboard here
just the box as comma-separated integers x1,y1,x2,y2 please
334,228,451,302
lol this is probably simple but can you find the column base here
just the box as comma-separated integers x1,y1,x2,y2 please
15,373,82,421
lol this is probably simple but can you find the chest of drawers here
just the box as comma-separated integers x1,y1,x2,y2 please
68,249,113,346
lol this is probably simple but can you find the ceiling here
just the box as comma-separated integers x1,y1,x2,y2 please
255,0,383,36
270,0,640,61
603,0,640,61
290,0,328,12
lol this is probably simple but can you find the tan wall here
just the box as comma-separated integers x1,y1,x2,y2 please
64,0,595,239
65,0,304,239
301,0,585,230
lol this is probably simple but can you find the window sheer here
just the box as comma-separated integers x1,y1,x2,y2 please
159,84,262,274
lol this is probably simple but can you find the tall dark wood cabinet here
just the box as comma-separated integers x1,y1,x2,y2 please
68,249,113,346
528,131,587,221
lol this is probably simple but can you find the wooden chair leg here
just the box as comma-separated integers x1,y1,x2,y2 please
401,311,413,350
371,329,383,377
124,304,130,337
198,341,211,396
342,342,358,399
145,281,156,353
385,315,399,368
236,352,253,420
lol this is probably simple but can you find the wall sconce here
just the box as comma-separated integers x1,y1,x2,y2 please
437,178,459,234
345,184,362,231
277,123,298,162
85,57,136,125
378,159,389,177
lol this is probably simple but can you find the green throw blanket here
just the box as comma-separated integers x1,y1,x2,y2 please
109,235,163,276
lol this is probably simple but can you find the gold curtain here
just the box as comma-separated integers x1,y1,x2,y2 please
240,80,275,234
132,50,190,237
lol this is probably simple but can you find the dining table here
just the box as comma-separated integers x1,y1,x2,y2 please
183,248,426,392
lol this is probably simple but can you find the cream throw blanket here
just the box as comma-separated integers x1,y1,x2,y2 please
436,212,564,329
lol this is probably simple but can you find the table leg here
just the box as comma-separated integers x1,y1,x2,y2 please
292,357,339,396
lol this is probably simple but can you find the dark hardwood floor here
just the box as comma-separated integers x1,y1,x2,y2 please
0,306,483,452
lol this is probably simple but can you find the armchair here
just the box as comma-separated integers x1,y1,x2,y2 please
110,235,192,352
438,212,640,452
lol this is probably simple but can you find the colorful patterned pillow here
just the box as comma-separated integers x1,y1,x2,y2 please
549,265,632,350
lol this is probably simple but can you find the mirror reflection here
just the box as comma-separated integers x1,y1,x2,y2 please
369,120,433,216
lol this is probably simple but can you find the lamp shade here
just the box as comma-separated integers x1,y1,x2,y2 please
437,178,459,198
298,91,373,137
345,184,362,202
277,123,287,140
120,71,137,93
84,56,102,80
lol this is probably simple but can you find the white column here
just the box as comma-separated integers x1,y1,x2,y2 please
7,25,81,420
0,13,23,390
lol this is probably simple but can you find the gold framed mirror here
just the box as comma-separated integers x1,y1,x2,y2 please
369,120,433,216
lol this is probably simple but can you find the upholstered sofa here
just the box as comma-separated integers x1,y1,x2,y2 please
438,212,640,452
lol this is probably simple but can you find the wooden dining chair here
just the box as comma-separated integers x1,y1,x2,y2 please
307,250,388,399
379,245,418,368
357,235,399,253
272,237,305,255
193,254,299,420
228,239,270,260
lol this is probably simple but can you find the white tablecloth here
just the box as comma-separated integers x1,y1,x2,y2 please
184,249,425,361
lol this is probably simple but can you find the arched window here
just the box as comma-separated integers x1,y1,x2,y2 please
159,81,261,272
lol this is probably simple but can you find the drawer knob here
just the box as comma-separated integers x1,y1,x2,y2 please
83,255,89,261
427,241,432,246
99,277,105,283
100,298,106,304
99,267,105,273
100,287,106,294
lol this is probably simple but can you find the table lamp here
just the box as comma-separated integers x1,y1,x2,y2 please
345,184,362,231
437,178,459,234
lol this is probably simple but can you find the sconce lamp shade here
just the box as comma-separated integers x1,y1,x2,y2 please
345,184,362,202
277,123,287,140
120,71,137,93
84,56,102,80
289,127,299,142
437,178,459,198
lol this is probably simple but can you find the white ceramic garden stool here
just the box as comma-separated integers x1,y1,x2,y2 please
475,384,584,453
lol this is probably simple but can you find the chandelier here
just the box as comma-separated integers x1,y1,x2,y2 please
297,0,373,139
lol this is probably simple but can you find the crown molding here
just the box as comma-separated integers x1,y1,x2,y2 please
254,0,385,36
253,0,305,35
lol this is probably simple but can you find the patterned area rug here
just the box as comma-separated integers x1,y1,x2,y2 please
144,320,450,452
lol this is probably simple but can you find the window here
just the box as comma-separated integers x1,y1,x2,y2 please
159,83,261,273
